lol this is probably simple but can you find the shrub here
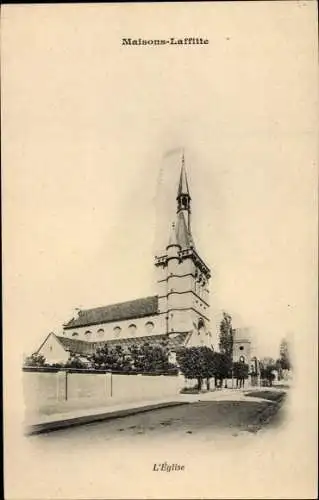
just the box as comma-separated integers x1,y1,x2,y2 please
23,353,46,367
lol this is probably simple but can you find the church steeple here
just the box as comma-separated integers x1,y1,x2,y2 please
176,153,191,231
155,150,211,345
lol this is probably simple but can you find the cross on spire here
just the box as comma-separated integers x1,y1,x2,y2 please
177,151,190,199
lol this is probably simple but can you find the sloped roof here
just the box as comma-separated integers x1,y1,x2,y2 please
177,161,190,197
64,296,159,329
56,336,95,355
55,332,189,356
176,211,195,249
99,332,189,351
167,222,180,249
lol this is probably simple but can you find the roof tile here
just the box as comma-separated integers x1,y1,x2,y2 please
64,296,158,329
56,332,188,356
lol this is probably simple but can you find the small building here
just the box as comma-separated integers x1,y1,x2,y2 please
232,327,252,366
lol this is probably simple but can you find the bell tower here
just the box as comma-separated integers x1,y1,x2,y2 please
176,153,191,231
155,154,212,347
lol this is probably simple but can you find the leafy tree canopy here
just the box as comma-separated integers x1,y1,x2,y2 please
91,342,176,373
65,355,88,370
279,338,291,370
233,361,249,379
176,347,231,382
24,353,46,367
219,311,234,362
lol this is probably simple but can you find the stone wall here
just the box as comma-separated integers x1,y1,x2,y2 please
23,370,184,418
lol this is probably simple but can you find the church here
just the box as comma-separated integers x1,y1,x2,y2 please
36,156,214,365
36,154,251,367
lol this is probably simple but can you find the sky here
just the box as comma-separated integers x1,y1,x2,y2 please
2,2,318,361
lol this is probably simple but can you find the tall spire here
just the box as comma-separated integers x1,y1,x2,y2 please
176,152,191,231
177,151,190,199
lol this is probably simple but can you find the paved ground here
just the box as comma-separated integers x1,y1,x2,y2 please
28,389,287,449
13,385,316,500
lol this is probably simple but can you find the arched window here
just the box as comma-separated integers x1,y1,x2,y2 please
198,318,205,330
72,332,79,337
113,326,121,337
97,329,104,338
128,324,137,335
84,330,92,340
145,321,154,334
239,355,245,363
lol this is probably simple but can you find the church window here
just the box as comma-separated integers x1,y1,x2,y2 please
145,321,154,333
72,332,79,337
113,326,121,337
239,355,245,363
97,329,104,338
239,346,244,351
198,318,205,330
128,324,137,335
84,330,92,339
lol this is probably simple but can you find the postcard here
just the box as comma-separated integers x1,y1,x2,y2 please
2,2,318,499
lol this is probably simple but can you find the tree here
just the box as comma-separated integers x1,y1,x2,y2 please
24,352,46,367
201,347,218,390
212,351,232,388
259,358,277,386
219,312,234,363
260,357,275,368
233,361,249,388
129,342,176,373
260,365,276,386
65,355,89,369
91,342,176,373
279,338,291,370
275,358,283,380
177,346,215,391
91,344,131,372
